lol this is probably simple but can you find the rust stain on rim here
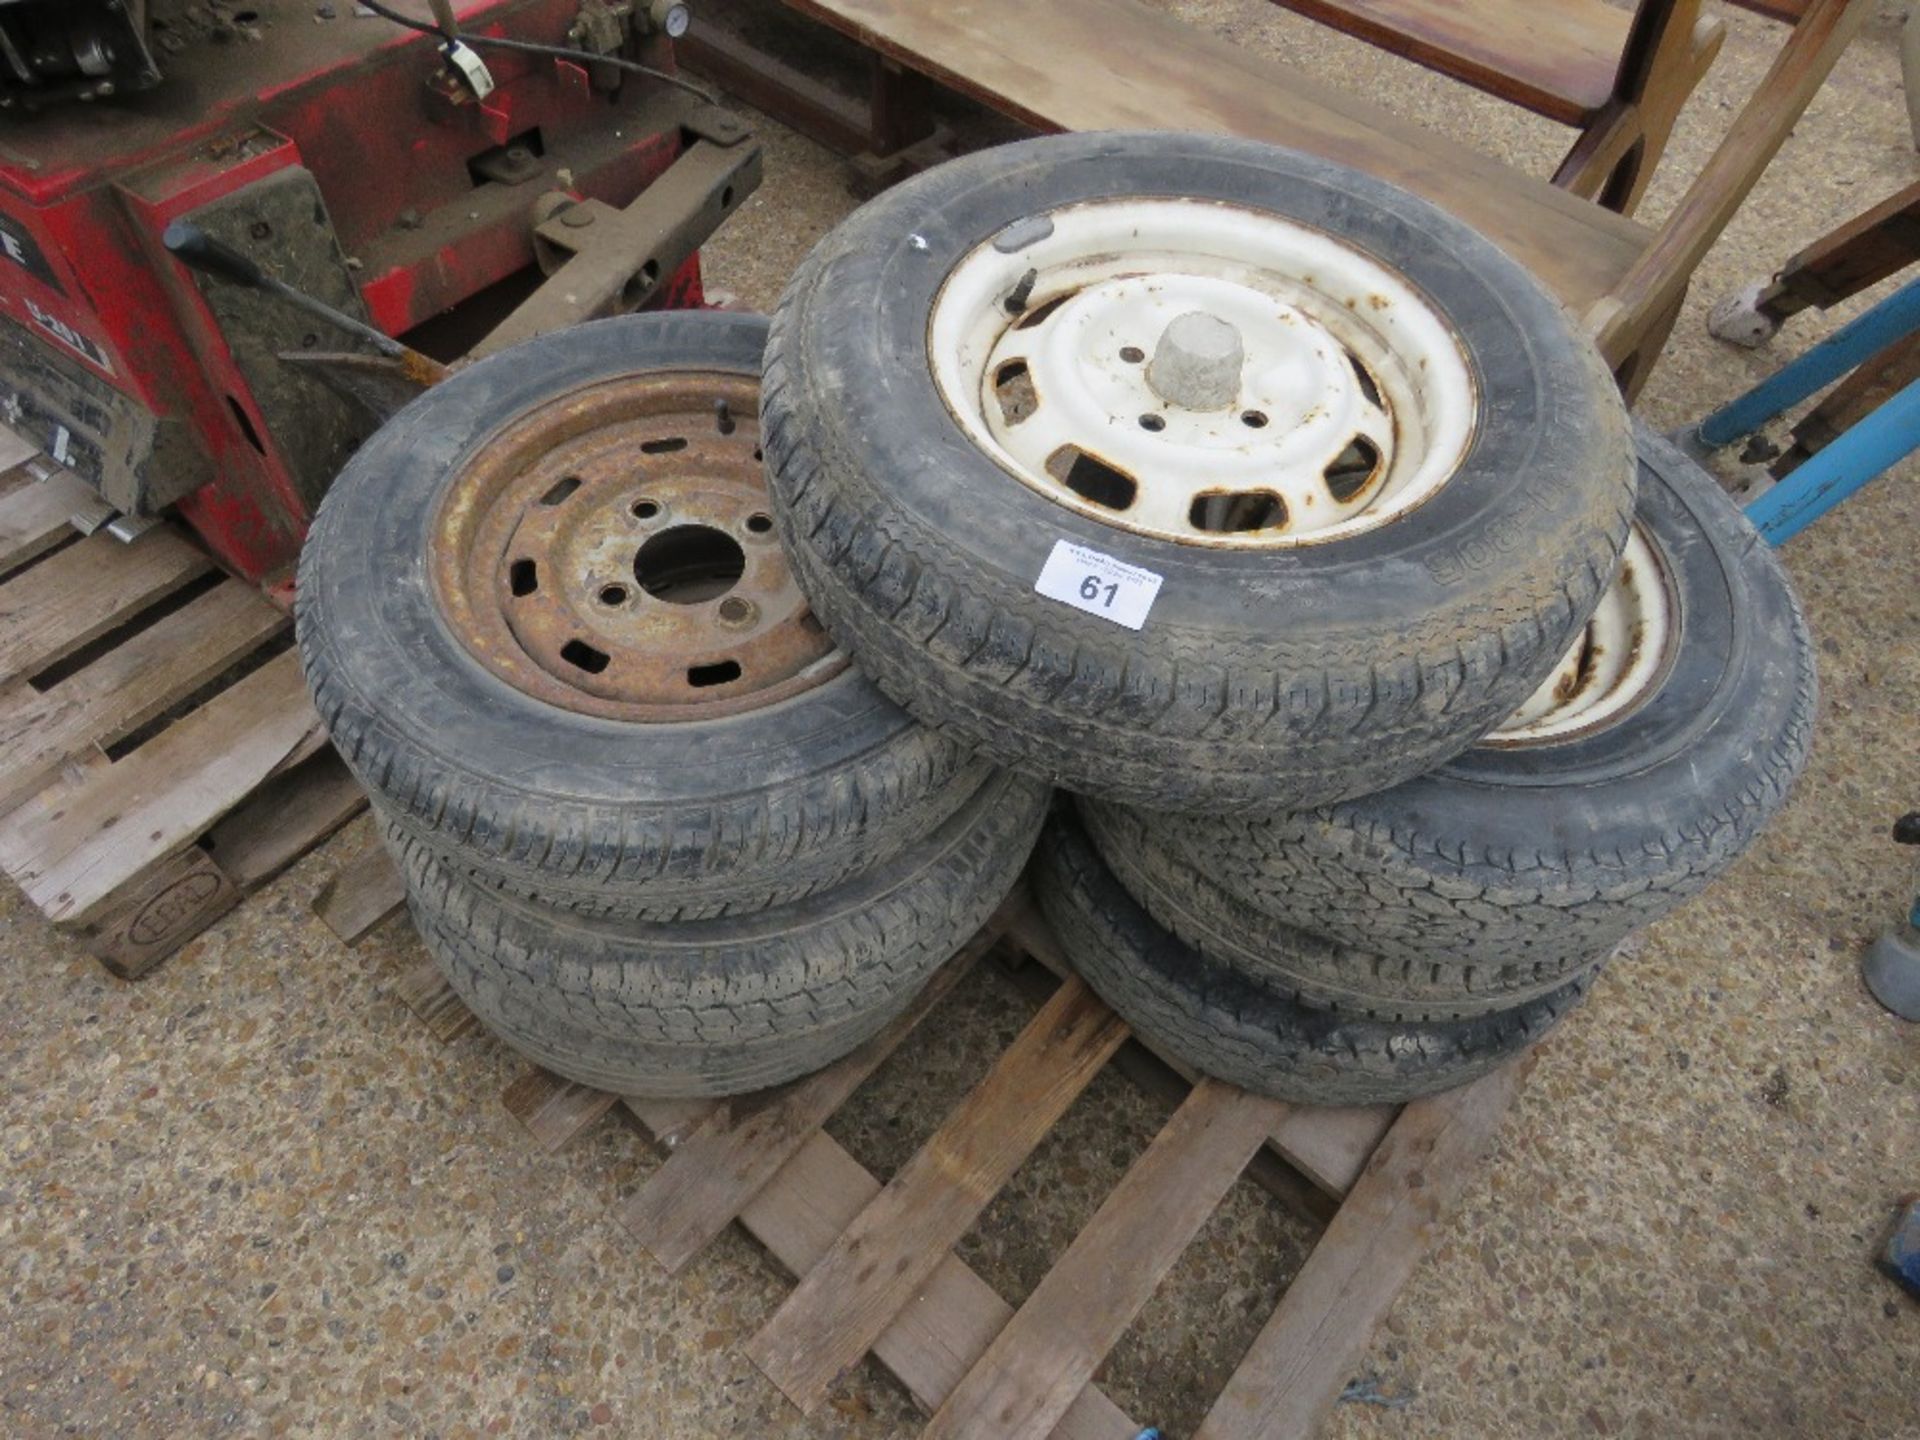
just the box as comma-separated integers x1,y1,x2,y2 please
431,370,844,721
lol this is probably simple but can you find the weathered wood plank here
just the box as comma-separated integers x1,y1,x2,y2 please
778,0,1651,317
313,841,407,945
0,581,285,812
501,1068,619,1153
204,747,363,888
924,1078,1281,1440
0,527,209,686
620,931,989,1272
638,1096,722,1149
80,844,240,980
1007,901,1390,1199
623,1098,1139,1439
1277,0,1627,122
746,974,1129,1414
1194,1063,1528,1440
0,471,91,571
1271,1103,1398,1198
391,955,479,1042
0,651,318,923
995,950,1338,1224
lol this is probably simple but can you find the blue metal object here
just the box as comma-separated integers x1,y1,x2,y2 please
1863,813,1920,1021
1877,1199,1920,1299
1743,374,1920,543
1863,921,1920,1020
1692,272,1920,543
1699,275,1920,445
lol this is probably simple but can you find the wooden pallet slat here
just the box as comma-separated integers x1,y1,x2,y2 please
746,973,1130,1414
0,579,287,813
313,842,408,944
925,1077,1283,1440
0,472,97,572
1009,900,1394,1203
501,1068,620,1152
0,450,358,979
624,1098,1142,1439
1193,1063,1527,1440
621,932,990,1272
0,650,318,923
391,954,480,1041
1270,1103,1399,1199
79,844,243,979
324,843,1529,1440
0,527,210,686
204,746,363,888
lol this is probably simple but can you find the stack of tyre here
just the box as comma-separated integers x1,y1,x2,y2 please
298,312,1050,1097
298,132,1814,1106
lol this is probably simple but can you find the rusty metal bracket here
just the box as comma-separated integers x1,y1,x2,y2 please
472,120,762,359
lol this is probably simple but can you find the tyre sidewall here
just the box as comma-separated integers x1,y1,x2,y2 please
300,311,922,810
1036,810,1585,1105
1363,423,1814,857
783,131,1631,640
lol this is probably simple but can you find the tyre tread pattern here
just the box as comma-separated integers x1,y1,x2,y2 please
393,771,1050,1096
1034,809,1593,1106
1147,514,1820,972
1080,799,1599,1019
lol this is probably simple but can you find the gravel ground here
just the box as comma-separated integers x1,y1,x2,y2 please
3,3,1919,1437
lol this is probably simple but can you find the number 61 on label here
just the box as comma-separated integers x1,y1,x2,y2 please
1034,539,1164,631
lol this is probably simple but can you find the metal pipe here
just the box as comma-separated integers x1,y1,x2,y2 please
1743,372,1920,543
1699,274,1920,447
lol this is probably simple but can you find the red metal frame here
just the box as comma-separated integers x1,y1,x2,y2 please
0,1,705,583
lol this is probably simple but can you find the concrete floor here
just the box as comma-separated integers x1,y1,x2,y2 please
5,2,1920,1437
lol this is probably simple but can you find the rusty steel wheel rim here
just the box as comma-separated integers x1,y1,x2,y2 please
432,370,844,721
1485,523,1677,747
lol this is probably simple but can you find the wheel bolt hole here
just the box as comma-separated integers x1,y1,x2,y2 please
717,595,755,625
632,498,661,520
1138,413,1166,433
1189,489,1288,534
1119,346,1145,364
598,584,629,606
560,639,610,674
993,359,1037,427
745,512,774,536
1241,410,1268,429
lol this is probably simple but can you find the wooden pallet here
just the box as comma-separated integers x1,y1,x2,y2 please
321,846,1527,1440
0,438,363,977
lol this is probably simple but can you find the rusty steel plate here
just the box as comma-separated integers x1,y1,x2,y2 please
431,370,844,721
1485,521,1677,747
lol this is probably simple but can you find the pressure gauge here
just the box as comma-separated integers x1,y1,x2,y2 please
648,0,691,38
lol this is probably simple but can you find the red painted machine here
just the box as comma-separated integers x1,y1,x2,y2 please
0,0,756,583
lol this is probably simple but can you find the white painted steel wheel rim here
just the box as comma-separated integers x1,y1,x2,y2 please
1487,524,1676,746
927,198,1478,547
